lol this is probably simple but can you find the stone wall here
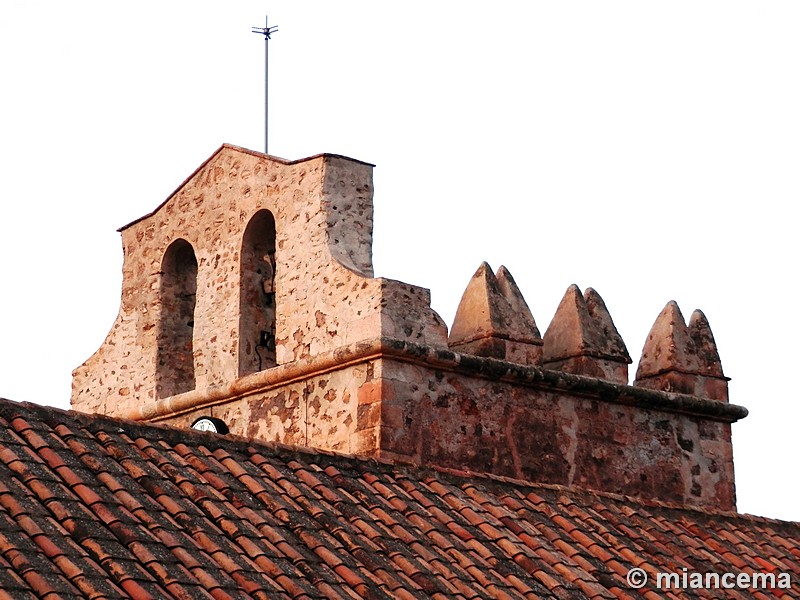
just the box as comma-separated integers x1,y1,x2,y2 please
153,360,380,456
377,346,739,510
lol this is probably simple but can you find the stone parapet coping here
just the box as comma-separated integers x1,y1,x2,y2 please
118,144,375,231
125,337,749,424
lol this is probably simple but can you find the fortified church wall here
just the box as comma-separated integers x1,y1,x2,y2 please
73,144,748,511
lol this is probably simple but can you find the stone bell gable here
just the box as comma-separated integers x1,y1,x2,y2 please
71,144,448,416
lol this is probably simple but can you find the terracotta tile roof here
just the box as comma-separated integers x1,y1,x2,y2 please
0,397,797,599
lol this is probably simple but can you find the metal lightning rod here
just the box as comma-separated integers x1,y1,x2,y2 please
251,16,278,154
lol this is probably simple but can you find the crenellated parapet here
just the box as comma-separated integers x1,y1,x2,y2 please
439,263,739,508
449,264,727,400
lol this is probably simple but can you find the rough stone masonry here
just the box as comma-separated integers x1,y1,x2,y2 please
73,144,747,510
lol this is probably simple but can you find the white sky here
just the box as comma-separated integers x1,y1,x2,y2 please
1,2,797,521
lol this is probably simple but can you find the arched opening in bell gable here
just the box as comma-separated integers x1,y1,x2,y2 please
239,210,277,375
156,238,197,398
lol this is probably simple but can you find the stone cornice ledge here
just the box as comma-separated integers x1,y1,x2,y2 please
125,337,748,423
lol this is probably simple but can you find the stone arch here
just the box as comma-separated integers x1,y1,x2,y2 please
239,210,277,375
157,238,197,398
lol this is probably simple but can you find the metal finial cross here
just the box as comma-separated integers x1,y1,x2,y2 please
252,16,278,154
